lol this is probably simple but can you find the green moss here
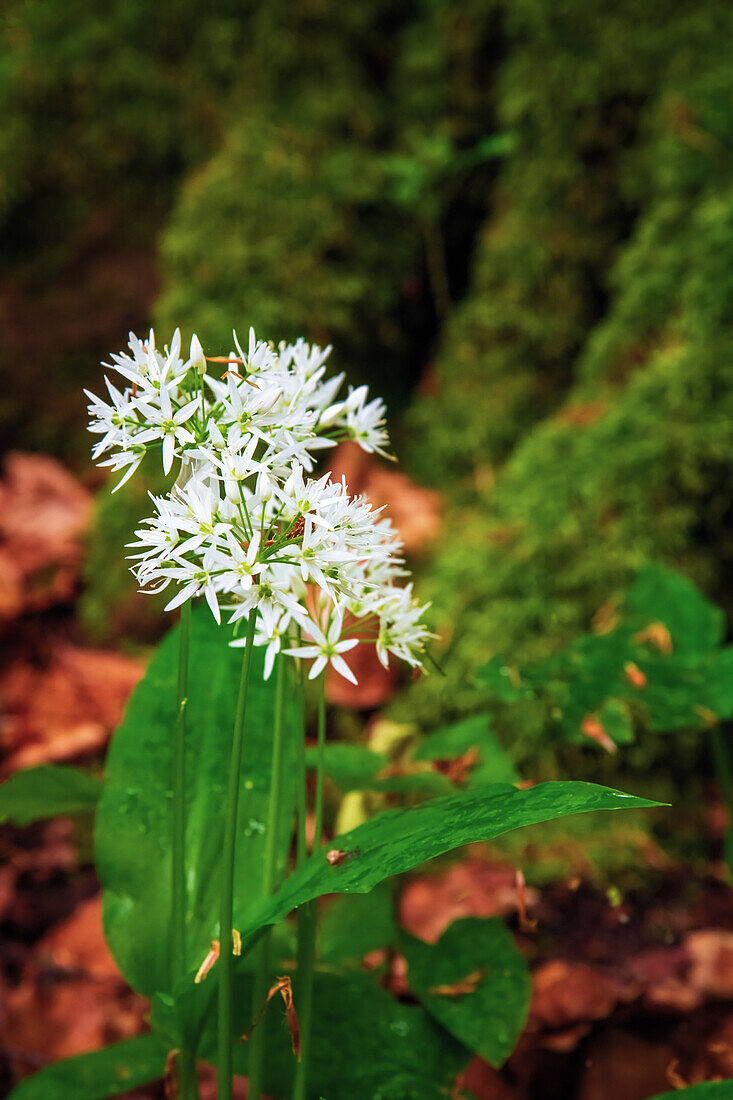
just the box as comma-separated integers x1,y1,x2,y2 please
401,7,733,788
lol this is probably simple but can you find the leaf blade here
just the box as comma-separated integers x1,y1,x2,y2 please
401,917,530,1067
6,1034,168,1100
236,781,661,939
96,608,301,997
0,765,103,826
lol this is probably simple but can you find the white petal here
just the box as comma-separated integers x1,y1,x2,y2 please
164,582,198,613
162,434,174,474
111,457,143,492
308,655,327,680
175,397,201,423
204,584,221,624
331,654,358,685
284,645,319,659
328,609,344,644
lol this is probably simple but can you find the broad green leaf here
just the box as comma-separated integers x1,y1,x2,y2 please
6,1034,168,1100
650,1085,733,1099
414,715,519,786
478,565,733,746
95,608,300,998
181,966,469,1098
0,765,102,826
401,917,530,1067
235,782,661,941
640,648,733,730
258,970,468,1100
626,564,724,654
319,883,396,965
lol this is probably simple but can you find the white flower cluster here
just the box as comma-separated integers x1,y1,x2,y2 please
86,328,432,682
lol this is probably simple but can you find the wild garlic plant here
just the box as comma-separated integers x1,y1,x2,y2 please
2,326,659,1100
86,327,431,1100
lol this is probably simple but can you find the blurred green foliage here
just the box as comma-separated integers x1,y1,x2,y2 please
4,1,733,804
477,565,733,756
397,2,733,767
155,1,508,405
0,0,248,266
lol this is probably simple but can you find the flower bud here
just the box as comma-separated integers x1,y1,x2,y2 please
225,477,241,506
190,334,206,375
257,471,274,501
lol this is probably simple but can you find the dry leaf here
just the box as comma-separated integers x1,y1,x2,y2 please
0,452,92,621
428,968,486,996
400,860,538,943
3,895,148,1078
241,975,300,1059
1,645,144,774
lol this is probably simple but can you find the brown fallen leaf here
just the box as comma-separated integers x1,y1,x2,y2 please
197,1066,247,1100
432,747,480,787
0,452,92,621
3,895,148,1080
1,644,144,774
164,1048,180,1100
558,401,609,427
701,1013,733,1080
581,715,618,755
575,1028,678,1100
528,960,639,1042
624,661,647,689
666,1059,692,1090
516,870,538,934
686,929,733,999
629,944,700,1012
634,622,673,655
401,860,539,943
454,1057,520,1100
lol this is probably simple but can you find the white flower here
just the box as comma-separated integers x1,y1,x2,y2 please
89,324,434,681
232,604,294,680
134,382,200,475
163,551,223,624
285,612,359,684
339,386,391,457
209,530,263,592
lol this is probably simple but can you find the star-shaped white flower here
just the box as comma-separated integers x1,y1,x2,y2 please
285,612,358,683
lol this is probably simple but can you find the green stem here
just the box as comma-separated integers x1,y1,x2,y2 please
172,601,190,982
294,669,308,867
247,656,287,1100
292,678,326,1100
172,602,197,1100
217,613,257,1100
